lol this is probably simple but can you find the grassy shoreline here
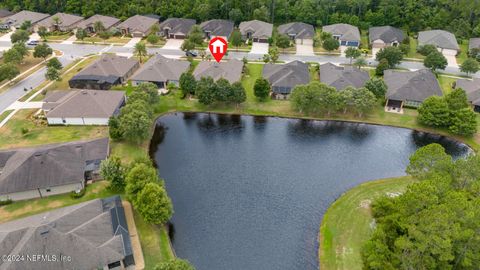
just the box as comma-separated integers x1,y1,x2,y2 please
319,176,415,270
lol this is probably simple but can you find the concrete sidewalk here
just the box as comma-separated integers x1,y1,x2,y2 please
7,101,43,110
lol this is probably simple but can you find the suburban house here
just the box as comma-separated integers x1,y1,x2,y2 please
76,14,121,33
322,23,361,47
69,54,140,90
369,25,404,56
263,60,310,99
158,18,196,39
469,38,480,53
384,69,443,112
418,30,459,55
36,12,84,32
42,90,126,125
0,196,135,269
239,20,273,43
0,10,49,30
200,19,234,40
455,78,480,112
319,62,369,90
117,15,158,37
131,54,190,89
0,138,109,201
277,22,315,45
193,59,243,83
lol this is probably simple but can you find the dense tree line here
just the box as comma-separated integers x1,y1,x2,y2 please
3,0,480,38
362,143,480,270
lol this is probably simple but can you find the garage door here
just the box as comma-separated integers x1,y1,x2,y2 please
442,49,457,56
174,34,186,39
258,38,269,43
132,32,144,38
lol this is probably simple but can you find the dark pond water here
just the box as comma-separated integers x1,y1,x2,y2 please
150,113,470,270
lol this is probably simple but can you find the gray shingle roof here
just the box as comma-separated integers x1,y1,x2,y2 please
263,60,310,94
0,138,109,195
456,78,480,106
131,55,190,83
76,14,120,30
0,196,133,270
159,18,196,36
385,69,443,102
3,10,49,27
193,59,243,83
117,15,158,35
418,30,459,51
200,19,234,38
239,20,273,39
319,63,369,90
469,38,480,51
0,9,14,19
37,12,84,28
71,54,139,83
322,23,360,42
42,90,125,118
278,22,315,39
369,26,404,44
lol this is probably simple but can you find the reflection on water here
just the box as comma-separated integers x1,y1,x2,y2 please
151,113,470,270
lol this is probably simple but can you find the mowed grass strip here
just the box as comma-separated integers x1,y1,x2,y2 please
319,176,415,270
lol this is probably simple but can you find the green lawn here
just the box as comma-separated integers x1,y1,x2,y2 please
405,38,425,60
457,40,469,64
0,181,116,222
0,110,12,123
81,36,131,44
319,176,415,270
45,33,73,41
438,75,456,94
0,109,108,149
134,211,174,269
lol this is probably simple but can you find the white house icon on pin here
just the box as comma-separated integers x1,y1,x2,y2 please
211,39,226,53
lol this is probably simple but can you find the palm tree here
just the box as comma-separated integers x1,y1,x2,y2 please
134,42,147,63
52,16,61,31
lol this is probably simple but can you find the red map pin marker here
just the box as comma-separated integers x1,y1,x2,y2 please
209,37,228,62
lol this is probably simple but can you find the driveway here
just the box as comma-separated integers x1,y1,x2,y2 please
124,37,142,48
0,32,12,42
296,44,314,56
162,39,183,50
443,53,458,67
249,42,269,55
61,35,77,44
371,47,381,59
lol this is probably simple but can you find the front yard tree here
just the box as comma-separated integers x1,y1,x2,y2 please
135,182,173,224
181,40,195,52
12,43,29,58
147,34,160,44
262,54,270,63
445,88,469,111
230,30,242,49
322,37,339,52
0,63,19,81
460,58,480,76
418,96,450,127
100,156,126,192
364,78,387,99
424,51,447,72
45,66,60,81
352,87,377,117
98,31,112,43
179,72,197,97
449,108,477,136
229,82,246,106
125,163,158,203
33,43,53,61
354,57,367,69
417,44,438,56
3,48,23,64
375,46,403,68
187,25,204,46
268,47,279,63
10,29,29,44
93,20,105,33
75,28,87,41
154,259,195,270
19,20,31,31
134,42,147,63
345,47,361,64
276,34,291,52
254,77,271,100
38,26,48,41
375,58,389,76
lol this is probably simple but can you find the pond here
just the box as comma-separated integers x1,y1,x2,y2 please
150,113,470,270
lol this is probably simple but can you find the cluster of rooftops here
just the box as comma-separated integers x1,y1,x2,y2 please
2,9,478,54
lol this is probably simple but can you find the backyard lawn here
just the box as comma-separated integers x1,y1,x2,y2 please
0,109,108,149
457,41,469,64
438,75,456,94
319,176,415,270
405,38,425,60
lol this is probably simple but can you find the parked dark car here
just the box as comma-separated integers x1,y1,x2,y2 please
185,50,198,57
